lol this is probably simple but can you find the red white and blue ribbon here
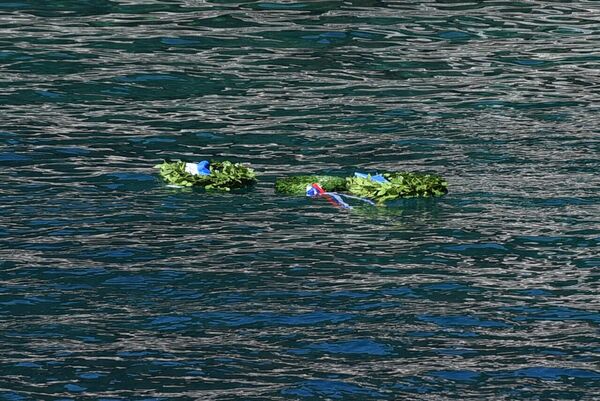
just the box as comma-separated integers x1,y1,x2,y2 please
306,183,375,209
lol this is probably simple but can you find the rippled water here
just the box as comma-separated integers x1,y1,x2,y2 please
1,1,599,400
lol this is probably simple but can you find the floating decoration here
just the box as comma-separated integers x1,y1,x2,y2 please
155,160,256,191
275,171,448,206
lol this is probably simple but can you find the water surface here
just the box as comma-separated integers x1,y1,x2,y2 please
1,1,599,400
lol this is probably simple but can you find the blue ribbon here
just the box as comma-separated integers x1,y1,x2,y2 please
354,172,389,184
197,160,211,175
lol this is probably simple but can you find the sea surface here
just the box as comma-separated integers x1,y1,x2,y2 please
1,1,599,400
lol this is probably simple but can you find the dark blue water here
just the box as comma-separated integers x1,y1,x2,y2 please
1,1,599,400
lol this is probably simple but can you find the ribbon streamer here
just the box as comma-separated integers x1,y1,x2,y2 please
306,183,375,209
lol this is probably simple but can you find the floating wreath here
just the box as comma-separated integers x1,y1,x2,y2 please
155,160,256,191
275,172,448,204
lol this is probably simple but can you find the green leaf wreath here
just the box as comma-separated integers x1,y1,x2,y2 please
155,160,256,191
275,172,447,204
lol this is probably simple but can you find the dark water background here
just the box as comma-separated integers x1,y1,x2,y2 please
1,1,599,400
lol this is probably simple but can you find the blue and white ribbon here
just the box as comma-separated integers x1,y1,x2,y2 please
354,172,389,184
185,160,211,176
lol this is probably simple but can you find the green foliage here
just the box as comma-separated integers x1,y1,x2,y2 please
274,175,348,195
346,172,448,203
154,160,256,191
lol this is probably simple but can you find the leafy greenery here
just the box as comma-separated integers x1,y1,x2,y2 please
275,172,448,203
155,160,256,191
346,172,448,203
274,175,348,195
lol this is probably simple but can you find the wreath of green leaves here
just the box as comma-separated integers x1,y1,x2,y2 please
155,160,256,191
275,172,448,203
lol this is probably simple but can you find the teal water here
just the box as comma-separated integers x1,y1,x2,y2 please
1,1,599,400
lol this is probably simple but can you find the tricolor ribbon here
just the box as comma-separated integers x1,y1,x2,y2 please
306,183,375,209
